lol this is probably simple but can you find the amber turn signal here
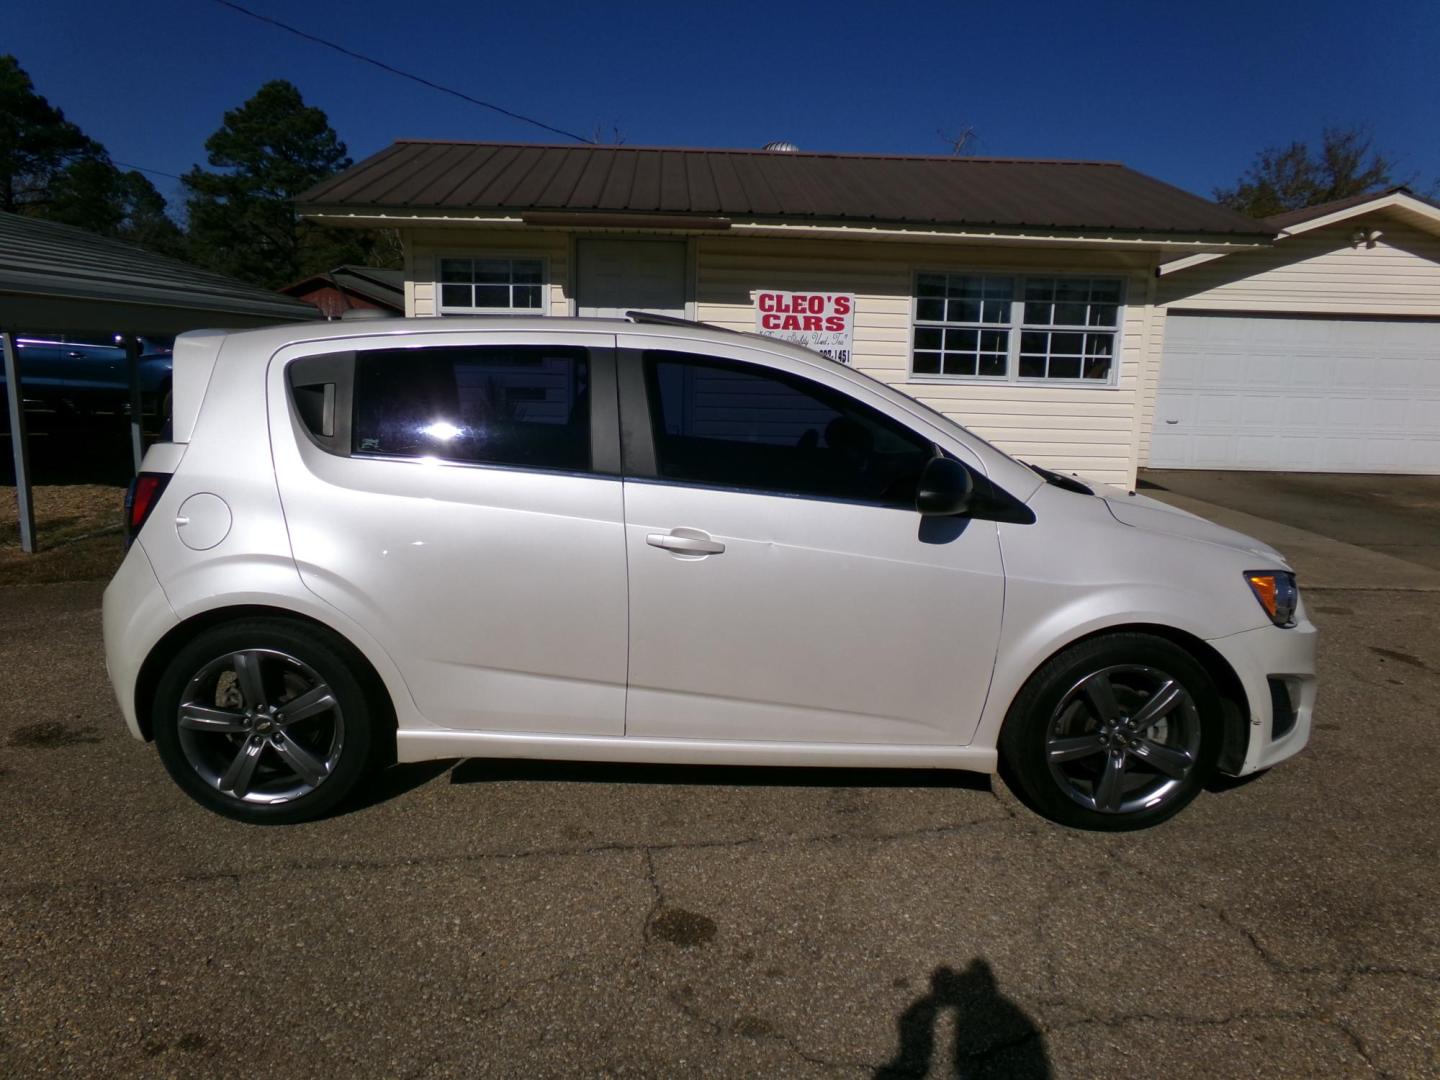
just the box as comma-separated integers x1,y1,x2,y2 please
1244,571,1299,627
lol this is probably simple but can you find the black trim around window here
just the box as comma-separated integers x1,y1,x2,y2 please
616,347,1033,523
286,345,621,478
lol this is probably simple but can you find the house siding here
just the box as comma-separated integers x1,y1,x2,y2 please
1159,219,1440,317
404,228,1163,487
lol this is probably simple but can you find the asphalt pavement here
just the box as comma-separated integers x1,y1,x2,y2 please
2,483,1438,1078
1140,471,1440,574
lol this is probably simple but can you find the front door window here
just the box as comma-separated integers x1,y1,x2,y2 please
643,350,933,505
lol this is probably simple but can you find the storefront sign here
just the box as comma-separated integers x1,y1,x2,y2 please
753,291,855,364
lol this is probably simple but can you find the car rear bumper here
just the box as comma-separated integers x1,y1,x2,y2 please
102,541,178,740
1206,617,1319,776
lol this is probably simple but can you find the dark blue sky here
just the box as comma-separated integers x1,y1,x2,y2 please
9,0,1439,211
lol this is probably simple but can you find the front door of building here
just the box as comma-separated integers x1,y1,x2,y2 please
576,240,687,319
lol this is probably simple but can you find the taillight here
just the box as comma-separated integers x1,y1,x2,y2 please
124,472,170,546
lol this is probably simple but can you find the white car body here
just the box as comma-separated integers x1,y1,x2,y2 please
102,317,1317,822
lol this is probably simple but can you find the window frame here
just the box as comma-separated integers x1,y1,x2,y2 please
908,271,1127,388
284,341,620,478
618,347,939,511
435,254,549,316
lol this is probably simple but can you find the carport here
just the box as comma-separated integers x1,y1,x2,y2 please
1,211,318,551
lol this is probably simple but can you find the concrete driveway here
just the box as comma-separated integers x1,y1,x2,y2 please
3,518,1439,1076
1140,470,1440,578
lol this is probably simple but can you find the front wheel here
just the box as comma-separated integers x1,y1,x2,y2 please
998,633,1220,830
152,619,380,824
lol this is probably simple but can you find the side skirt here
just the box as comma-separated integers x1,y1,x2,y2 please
396,729,997,773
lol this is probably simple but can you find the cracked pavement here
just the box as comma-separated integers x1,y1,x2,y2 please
2,524,1439,1076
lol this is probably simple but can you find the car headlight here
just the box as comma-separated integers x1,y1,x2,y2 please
1245,571,1298,628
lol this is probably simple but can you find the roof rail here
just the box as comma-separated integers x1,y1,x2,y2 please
624,310,707,328
624,310,747,337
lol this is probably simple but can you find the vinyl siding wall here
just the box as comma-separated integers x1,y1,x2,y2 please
1138,216,1440,465
1159,220,1440,317
403,227,1162,487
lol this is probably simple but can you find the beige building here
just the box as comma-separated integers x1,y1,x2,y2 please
1149,188,1440,473
299,144,1440,487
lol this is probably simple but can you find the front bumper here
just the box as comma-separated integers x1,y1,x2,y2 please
1206,617,1319,775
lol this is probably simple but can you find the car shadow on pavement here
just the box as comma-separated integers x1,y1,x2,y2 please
446,758,993,792
1204,769,1269,795
338,758,460,815
874,958,1051,1079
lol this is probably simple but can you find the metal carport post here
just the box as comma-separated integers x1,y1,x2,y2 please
2,330,34,552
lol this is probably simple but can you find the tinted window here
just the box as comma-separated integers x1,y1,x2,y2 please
353,345,589,471
643,351,932,505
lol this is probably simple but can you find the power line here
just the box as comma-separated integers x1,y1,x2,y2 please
114,160,185,181
55,150,185,182
211,0,594,145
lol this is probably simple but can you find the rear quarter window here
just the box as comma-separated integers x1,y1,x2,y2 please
352,345,591,473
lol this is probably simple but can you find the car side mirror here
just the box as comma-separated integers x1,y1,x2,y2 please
915,456,973,516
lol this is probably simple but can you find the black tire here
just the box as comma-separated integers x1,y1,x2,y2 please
998,632,1220,831
152,618,381,824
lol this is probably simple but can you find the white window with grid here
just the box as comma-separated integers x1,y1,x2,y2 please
911,272,1123,384
438,257,546,314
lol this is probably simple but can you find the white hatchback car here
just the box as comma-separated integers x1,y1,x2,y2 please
102,314,1316,829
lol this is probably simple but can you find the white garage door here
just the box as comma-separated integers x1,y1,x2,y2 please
1150,313,1440,473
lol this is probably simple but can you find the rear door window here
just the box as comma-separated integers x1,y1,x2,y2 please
642,351,932,505
352,345,590,472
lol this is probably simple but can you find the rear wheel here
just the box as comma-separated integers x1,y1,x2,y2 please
999,633,1220,830
152,619,380,824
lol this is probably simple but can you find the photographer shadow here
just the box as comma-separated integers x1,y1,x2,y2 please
874,959,1050,1079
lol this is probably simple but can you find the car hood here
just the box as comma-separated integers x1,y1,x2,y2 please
1097,488,1291,567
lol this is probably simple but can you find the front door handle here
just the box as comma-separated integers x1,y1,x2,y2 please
646,528,726,556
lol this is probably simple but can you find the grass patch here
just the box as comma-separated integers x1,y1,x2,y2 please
0,484,126,584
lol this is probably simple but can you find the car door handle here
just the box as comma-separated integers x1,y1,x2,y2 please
646,529,726,556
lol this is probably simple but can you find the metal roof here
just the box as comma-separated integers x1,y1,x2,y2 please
0,211,320,333
300,140,1275,239
1262,186,1439,230
281,264,404,310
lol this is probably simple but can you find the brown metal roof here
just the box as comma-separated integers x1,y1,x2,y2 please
299,141,1274,238
1262,186,1436,230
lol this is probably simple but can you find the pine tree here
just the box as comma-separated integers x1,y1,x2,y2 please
0,54,101,213
183,80,379,287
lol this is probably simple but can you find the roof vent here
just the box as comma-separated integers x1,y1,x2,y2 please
762,140,799,153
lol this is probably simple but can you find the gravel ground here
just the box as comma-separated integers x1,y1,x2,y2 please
0,485,124,585
0,576,1436,1078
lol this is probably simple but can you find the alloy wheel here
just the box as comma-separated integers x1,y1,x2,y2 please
176,648,345,805
1044,664,1201,814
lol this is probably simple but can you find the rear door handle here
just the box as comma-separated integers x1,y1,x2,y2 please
646,529,725,556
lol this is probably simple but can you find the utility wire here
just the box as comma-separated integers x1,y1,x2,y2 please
55,149,185,182
114,160,185,181
211,0,595,144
